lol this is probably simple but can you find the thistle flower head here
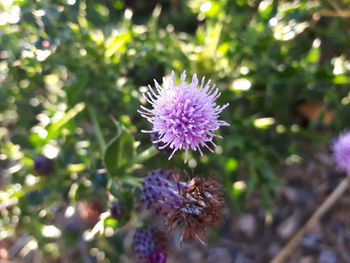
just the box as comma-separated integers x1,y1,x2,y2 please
140,169,224,244
139,71,229,161
331,131,350,174
133,227,168,263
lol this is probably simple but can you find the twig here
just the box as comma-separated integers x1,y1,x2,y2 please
327,0,342,13
83,211,110,241
318,10,350,17
170,0,180,12
78,238,95,263
8,235,29,259
271,176,350,263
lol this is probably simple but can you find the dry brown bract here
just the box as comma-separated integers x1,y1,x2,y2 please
164,177,224,245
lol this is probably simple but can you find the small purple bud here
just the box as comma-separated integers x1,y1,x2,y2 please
149,250,167,263
110,202,127,221
34,155,54,176
133,227,168,263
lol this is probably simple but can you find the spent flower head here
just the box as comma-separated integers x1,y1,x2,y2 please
139,71,229,161
133,226,168,263
331,131,350,174
140,169,224,244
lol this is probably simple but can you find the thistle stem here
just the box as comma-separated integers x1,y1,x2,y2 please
126,145,158,172
88,106,107,152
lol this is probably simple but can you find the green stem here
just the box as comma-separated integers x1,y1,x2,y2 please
121,176,144,187
108,146,158,194
126,145,158,172
205,0,227,57
88,106,106,152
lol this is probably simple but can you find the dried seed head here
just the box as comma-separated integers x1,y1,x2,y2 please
165,177,224,244
140,170,224,244
133,227,168,263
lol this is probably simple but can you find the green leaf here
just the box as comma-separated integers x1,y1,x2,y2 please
47,103,85,137
259,0,274,19
225,158,238,172
104,125,135,176
30,102,85,146
104,217,119,227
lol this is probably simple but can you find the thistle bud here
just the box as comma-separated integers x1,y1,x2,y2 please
140,169,185,215
34,155,54,176
149,250,167,263
110,202,127,221
133,227,168,263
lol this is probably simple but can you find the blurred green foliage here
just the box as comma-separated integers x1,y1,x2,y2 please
1,0,350,261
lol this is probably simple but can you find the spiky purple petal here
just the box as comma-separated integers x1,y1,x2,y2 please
332,131,350,174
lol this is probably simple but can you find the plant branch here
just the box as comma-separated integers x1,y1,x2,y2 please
271,175,350,263
126,145,158,172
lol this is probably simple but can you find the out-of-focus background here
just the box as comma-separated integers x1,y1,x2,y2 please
1,0,350,262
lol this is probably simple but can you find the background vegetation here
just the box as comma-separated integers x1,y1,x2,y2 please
1,0,350,262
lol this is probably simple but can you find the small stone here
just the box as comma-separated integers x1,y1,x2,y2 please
277,212,301,239
319,250,337,263
237,214,256,237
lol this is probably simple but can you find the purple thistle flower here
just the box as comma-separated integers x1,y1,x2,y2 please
138,71,230,161
150,132,174,155
140,169,224,244
331,131,350,174
133,227,168,263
